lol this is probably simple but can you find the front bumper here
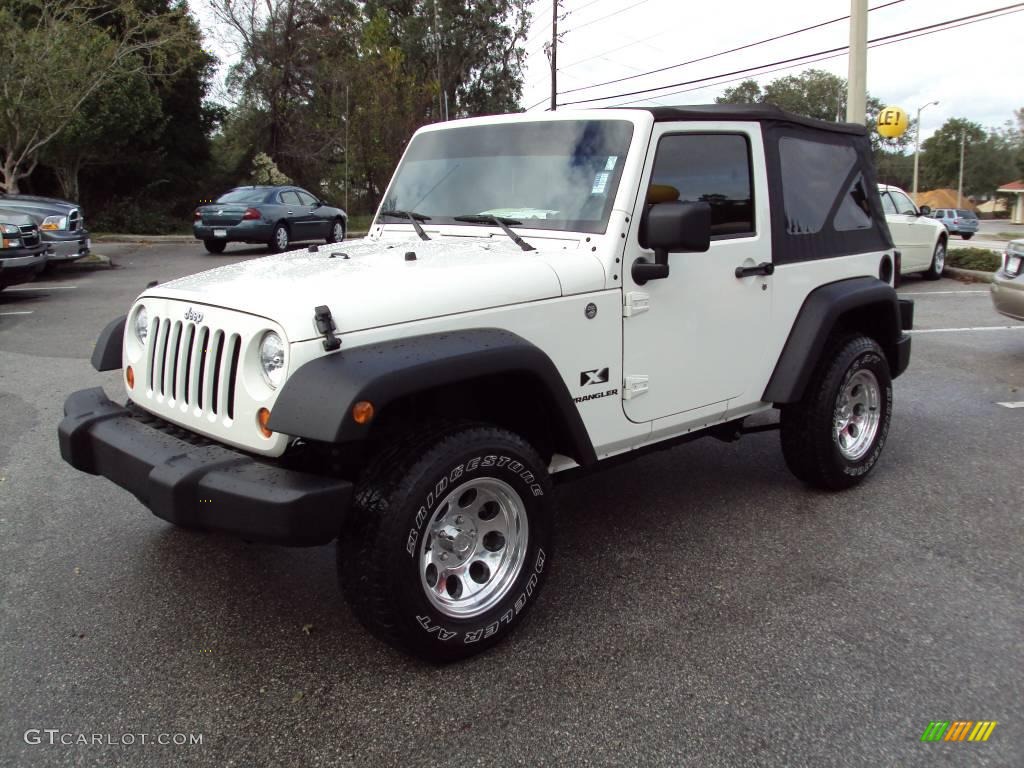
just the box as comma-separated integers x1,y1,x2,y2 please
58,388,352,546
193,222,274,243
43,230,90,262
0,246,48,288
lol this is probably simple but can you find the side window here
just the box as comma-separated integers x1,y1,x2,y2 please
648,133,754,238
280,190,301,206
889,191,917,215
880,193,897,216
297,190,318,206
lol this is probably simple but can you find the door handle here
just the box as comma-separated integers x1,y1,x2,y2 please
735,262,774,278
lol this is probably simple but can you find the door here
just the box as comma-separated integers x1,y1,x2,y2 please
279,190,308,239
881,189,930,270
622,125,773,424
296,189,328,238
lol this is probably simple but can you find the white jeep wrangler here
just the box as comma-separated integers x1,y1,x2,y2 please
60,105,913,662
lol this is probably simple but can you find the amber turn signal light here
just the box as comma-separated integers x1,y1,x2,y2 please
257,407,272,438
352,401,374,425
125,366,135,389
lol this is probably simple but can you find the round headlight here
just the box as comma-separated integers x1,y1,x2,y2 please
259,331,286,388
134,306,148,342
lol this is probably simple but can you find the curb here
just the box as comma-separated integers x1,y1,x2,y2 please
943,266,995,283
92,232,369,244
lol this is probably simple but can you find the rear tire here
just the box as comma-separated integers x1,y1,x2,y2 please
923,239,945,280
204,239,226,254
780,335,893,490
339,423,553,662
268,223,289,253
961,233,973,241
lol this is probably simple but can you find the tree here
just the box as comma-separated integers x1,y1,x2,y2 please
918,118,1015,196
250,152,292,185
0,0,192,193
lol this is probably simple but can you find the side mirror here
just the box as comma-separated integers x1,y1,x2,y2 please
918,205,931,217
633,201,711,284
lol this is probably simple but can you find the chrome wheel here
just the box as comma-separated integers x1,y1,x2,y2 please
275,226,289,250
933,241,945,273
833,369,881,461
331,221,345,241
419,477,529,619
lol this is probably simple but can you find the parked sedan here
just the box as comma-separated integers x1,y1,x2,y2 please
0,210,49,290
0,193,90,265
878,184,948,280
991,239,1024,321
193,186,347,254
930,208,979,240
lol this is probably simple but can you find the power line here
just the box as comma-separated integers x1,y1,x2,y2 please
558,0,905,98
608,5,1024,108
558,3,1024,107
563,0,652,35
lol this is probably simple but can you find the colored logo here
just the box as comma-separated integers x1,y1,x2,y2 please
921,721,997,742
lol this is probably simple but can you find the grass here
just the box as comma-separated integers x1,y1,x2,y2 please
946,247,1001,272
347,214,373,234
997,231,1022,241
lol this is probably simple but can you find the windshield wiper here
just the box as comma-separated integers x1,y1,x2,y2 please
453,214,535,252
378,209,431,241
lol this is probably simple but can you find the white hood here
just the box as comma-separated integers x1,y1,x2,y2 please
147,237,607,340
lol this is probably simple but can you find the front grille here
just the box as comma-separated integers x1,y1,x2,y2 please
146,316,243,420
67,210,80,232
19,225,39,247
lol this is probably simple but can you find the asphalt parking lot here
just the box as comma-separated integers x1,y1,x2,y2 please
2,242,1022,767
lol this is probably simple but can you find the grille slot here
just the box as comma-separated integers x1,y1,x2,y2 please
67,210,80,232
19,225,39,247
145,316,242,421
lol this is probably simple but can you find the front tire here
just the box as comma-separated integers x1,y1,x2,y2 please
780,335,893,490
923,239,945,280
268,223,289,253
204,239,226,254
339,424,553,662
326,219,345,244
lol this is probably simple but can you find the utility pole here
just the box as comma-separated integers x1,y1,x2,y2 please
549,0,559,111
957,130,966,207
344,85,349,213
846,0,867,124
434,0,445,121
912,100,939,199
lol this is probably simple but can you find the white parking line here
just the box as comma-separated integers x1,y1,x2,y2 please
3,284,77,292
0,311,34,316
997,401,1024,409
910,325,1024,334
899,290,988,296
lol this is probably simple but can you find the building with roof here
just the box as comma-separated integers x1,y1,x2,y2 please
997,180,1024,224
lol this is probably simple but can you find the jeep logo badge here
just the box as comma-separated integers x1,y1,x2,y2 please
184,307,204,323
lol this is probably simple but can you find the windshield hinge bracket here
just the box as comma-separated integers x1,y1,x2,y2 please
623,375,649,400
623,292,650,317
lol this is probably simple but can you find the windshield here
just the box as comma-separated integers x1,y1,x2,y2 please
217,188,272,204
380,120,634,234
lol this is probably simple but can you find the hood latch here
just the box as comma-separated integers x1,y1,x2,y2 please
314,305,341,352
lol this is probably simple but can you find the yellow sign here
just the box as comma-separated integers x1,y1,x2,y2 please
877,106,908,138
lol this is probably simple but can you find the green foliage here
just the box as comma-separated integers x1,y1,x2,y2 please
945,248,1001,272
250,152,292,185
88,195,188,234
919,118,1017,195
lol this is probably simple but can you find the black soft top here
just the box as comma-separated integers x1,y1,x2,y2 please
621,104,868,136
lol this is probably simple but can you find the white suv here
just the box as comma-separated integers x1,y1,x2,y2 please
60,105,914,661
878,184,948,280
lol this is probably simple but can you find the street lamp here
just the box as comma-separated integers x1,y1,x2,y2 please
912,100,940,200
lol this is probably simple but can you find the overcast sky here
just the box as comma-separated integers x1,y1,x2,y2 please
192,0,1021,141
520,0,1021,138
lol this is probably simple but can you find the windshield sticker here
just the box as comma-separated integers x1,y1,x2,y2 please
592,172,610,195
605,156,618,171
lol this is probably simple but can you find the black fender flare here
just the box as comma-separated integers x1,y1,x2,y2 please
91,315,126,371
268,328,598,465
763,276,906,404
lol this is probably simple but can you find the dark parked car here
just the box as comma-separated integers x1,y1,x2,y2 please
193,186,348,254
0,193,90,265
0,210,49,290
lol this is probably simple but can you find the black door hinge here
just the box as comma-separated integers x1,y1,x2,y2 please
314,305,341,351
